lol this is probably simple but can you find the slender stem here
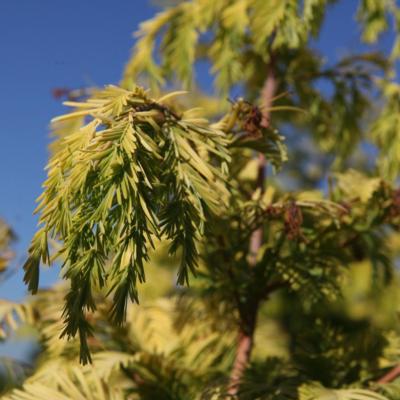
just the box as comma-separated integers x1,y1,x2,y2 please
248,52,276,266
227,303,258,397
377,364,400,384
227,55,277,397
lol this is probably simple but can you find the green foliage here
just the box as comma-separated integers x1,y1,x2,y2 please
357,0,396,44
123,0,339,92
299,382,388,400
0,220,15,273
4,0,400,399
123,0,400,168
370,81,400,180
0,282,236,399
22,85,234,362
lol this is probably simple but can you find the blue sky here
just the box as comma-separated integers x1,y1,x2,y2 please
0,1,158,300
0,0,396,303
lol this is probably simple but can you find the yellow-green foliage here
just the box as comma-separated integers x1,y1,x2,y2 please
4,1,400,399
123,0,400,169
122,0,334,92
0,220,14,273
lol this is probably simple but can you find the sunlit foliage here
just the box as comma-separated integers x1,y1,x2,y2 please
3,0,400,399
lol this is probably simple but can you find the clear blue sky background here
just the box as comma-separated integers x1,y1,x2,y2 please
0,0,396,358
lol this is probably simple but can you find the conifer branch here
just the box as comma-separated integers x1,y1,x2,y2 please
227,53,277,397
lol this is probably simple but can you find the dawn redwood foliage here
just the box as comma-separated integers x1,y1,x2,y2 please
2,0,400,399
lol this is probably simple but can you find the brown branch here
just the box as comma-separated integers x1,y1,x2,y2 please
377,364,400,384
227,298,259,398
227,54,277,398
248,52,276,267
51,87,93,101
